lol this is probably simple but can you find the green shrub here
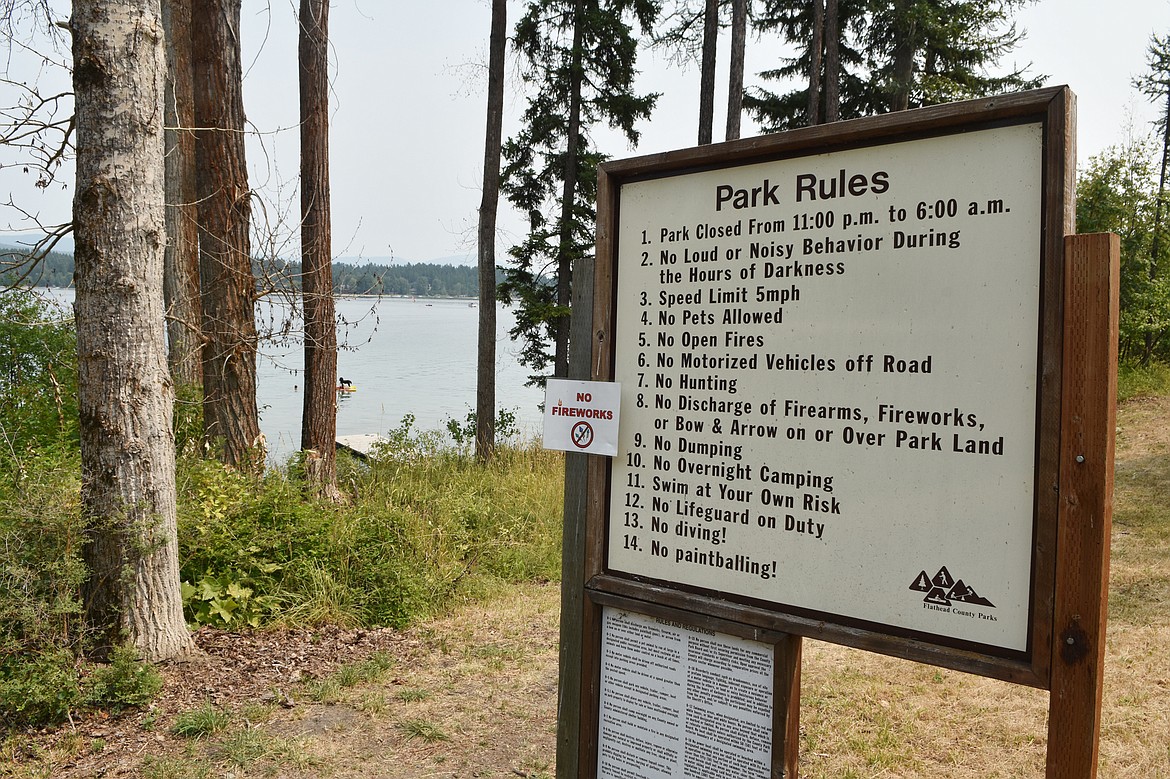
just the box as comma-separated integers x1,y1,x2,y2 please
0,460,85,646
84,645,163,711
174,438,563,631
0,288,78,462
0,649,81,728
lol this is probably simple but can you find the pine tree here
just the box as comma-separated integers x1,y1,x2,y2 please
865,0,1041,112
192,0,263,469
745,0,869,130
298,0,339,496
746,0,1040,131
476,0,507,461
501,0,658,383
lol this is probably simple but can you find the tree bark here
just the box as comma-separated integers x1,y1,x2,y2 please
890,0,915,112
725,0,746,139
161,0,201,389
824,0,840,122
72,0,195,662
298,0,339,496
1145,89,1170,364
555,0,585,380
807,0,824,126
192,0,262,469
698,0,718,144
476,0,507,461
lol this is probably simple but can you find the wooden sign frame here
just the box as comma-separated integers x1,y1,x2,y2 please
557,87,1116,778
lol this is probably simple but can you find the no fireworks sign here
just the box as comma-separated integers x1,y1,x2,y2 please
543,380,621,456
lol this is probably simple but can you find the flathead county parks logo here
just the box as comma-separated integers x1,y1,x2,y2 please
909,565,996,609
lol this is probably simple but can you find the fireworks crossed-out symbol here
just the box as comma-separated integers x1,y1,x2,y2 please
571,421,594,449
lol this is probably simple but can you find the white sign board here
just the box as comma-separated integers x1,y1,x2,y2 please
544,379,621,456
598,607,774,779
607,123,1042,652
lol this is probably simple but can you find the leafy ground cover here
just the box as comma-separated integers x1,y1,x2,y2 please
3,395,1169,778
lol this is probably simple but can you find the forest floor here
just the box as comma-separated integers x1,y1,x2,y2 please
5,396,1170,778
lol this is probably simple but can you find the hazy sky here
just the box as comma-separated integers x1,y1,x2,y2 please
3,0,1170,262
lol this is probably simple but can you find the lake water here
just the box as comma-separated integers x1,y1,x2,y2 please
258,296,545,460
41,289,546,461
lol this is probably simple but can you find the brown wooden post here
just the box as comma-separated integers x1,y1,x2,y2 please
1046,233,1119,779
773,635,802,778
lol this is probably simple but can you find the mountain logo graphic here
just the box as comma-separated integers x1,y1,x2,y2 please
909,566,995,608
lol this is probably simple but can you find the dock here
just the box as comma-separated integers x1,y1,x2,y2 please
336,434,389,460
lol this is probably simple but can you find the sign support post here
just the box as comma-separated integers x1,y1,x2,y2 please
1046,233,1119,779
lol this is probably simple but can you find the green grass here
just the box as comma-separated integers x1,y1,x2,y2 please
399,718,450,743
170,705,230,738
1117,360,1170,401
396,688,431,702
302,651,395,703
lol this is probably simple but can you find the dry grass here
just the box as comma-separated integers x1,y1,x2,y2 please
183,396,1166,778
10,398,1169,779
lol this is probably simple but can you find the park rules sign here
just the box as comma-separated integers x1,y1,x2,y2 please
607,122,1042,653
564,87,1117,779
582,89,1077,688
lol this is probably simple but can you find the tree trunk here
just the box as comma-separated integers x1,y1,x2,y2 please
72,0,195,663
824,0,840,121
555,0,585,380
161,0,201,389
192,0,262,469
476,0,507,461
1145,90,1170,364
725,0,746,140
807,0,824,126
698,0,718,144
890,0,915,112
298,0,339,496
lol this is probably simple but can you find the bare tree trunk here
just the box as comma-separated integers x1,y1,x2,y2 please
807,0,824,125
555,0,585,380
725,0,746,140
824,0,840,121
698,0,718,144
890,0,914,112
476,0,507,461
298,0,339,496
1145,90,1170,364
72,0,195,663
162,0,201,389
192,0,262,469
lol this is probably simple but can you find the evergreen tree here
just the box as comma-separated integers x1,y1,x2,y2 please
745,0,868,130
501,0,658,384
476,0,507,462
865,0,1041,111
298,0,339,497
746,0,1039,131
193,0,263,470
